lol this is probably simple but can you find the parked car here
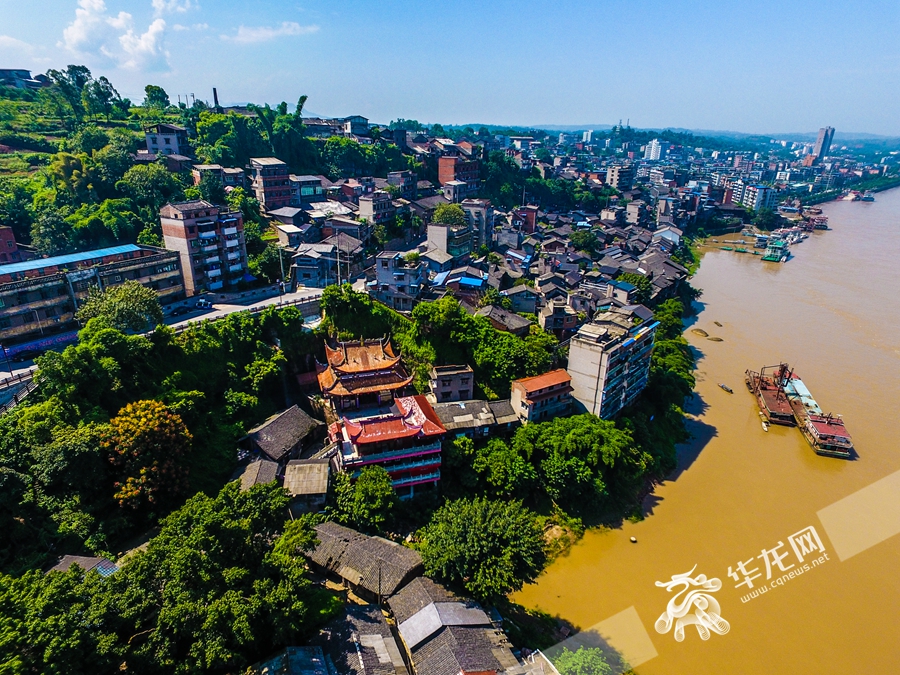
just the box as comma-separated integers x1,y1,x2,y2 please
170,306,190,317
11,349,42,363
195,299,213,309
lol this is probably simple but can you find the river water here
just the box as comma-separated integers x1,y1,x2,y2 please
513,189,900,673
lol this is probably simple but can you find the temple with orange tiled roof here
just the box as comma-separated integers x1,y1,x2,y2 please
330,395,446,498
316,336,414,411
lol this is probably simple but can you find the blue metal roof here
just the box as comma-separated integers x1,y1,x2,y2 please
0,244,144,276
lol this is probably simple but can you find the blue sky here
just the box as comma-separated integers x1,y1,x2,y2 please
1,0,899,135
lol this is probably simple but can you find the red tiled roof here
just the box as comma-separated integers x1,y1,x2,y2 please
324,338,400,373
342,396,446,445
512,368,571,394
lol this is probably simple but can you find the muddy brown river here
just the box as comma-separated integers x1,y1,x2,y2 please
513,188,900,673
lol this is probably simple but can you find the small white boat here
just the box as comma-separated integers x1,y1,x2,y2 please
762,421,770,432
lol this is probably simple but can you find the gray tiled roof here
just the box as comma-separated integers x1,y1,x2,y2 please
234,459,279,491
309,522,423,597
247,406,323,462
389,577,459,624
488,400,519,426
319,605,406,675
432,400,495,432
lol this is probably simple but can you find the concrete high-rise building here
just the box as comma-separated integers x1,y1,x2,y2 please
813,126,835,160
567,306,658,419
644,138,664,161
582,130,593,143
741,184,777,212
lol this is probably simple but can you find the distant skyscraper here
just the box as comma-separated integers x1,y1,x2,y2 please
582,129,593,143
813,126,835,159
644,138,663,161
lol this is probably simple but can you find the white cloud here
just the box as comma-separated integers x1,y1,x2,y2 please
119,18,168,70
221,22,319,44
59,0,173,71
152,0,195,16
172,22,209,32
61,0,110,53
0,35,32,50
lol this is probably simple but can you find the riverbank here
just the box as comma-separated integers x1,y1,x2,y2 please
511,187,900,674
799,174,900,205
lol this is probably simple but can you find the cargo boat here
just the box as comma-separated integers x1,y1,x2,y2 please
745,364,795,425
782,374,853,458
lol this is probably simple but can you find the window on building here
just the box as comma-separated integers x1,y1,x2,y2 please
0,318,10,329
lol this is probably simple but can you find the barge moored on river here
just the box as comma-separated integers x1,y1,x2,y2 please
745,363,795,425
782,373,854,458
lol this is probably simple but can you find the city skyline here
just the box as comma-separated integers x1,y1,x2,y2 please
1,0,899,135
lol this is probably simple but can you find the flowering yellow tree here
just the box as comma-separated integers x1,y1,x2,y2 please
103,400,192,509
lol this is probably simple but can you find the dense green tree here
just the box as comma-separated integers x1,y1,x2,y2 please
0,482,339,674
511,414,650,509
331,466,397,534
75,280,164,333
419,497,546,601
143,84,170,109
30,207,73,255
553,646,616,675
46,65,93,122
249,243,291,284
67,126,110,155
82,76,121,122
616,272,653,305
570,230,601,256
0,178,36,243
198,170,227,205
753,206,783,231
473,438,538,498
116,163,185,213
431,203,467,227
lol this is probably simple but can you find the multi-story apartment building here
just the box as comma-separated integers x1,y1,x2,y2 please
606,165,633,190
358,190,396,225
340,177,376,203
330,395,446,498
427,222,472,261
0,244,183,345
145,123,189,156
387,170,417,200
369,251,428,312
567,306,658,419
192,164,245,189
741,184,777,211
370,251,426,312
291,235,363,289
539,298,579,338
321,215,372,243
289,174,325,205
510,369,573,423
160,200,248,295
437,155,479,197
428,365,474,403
460,199,494,250
249,157,292,211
